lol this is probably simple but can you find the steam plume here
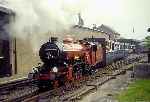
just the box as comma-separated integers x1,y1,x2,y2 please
5,0,88,51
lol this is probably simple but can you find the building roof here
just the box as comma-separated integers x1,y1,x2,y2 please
117,38,141,44
98,24,120,36
73,25,101,32
73,24,120,36
84,37,105,43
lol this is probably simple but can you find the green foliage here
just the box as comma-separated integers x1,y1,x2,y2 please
144,36,150,48
117,79,150,102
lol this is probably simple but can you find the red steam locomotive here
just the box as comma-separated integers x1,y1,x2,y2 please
30,36,106,90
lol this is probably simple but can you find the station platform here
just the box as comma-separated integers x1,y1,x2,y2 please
0,74,27,85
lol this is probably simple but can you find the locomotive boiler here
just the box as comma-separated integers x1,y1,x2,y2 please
31,37,105,90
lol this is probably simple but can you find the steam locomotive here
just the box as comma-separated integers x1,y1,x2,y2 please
29,37,128,90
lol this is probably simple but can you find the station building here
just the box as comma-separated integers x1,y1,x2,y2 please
0,5,41,78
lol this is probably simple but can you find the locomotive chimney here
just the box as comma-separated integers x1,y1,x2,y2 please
50,37,58,43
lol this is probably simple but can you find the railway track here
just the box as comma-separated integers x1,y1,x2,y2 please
0,78,38,102
0,54,146,102
23,54,146,102
0,78,36,90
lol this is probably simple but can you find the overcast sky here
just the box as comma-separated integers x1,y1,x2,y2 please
76,0,150,40
4,0,150,40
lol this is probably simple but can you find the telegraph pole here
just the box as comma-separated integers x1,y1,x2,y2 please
14,37,17,74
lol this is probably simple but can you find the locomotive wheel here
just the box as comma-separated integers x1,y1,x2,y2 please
82,64,91,75
90,68,96,75
88,65,96,75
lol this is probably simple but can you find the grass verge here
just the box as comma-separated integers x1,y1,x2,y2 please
117,79,150,102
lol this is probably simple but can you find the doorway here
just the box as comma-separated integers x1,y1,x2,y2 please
0,10,12,78
0,39,11,77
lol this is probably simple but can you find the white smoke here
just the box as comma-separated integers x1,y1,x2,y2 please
4,0,88,51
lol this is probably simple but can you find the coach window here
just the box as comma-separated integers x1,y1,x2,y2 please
92,44,97,51
109,42,112,49
112,43,114,50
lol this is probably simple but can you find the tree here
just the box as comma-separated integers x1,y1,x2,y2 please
144,36,150,47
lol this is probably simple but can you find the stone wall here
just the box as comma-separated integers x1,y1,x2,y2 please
134,63,150,79
11,38,41,76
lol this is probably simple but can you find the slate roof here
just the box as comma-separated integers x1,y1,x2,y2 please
116,38,141,44
98,24,120,35
73,24,120,36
